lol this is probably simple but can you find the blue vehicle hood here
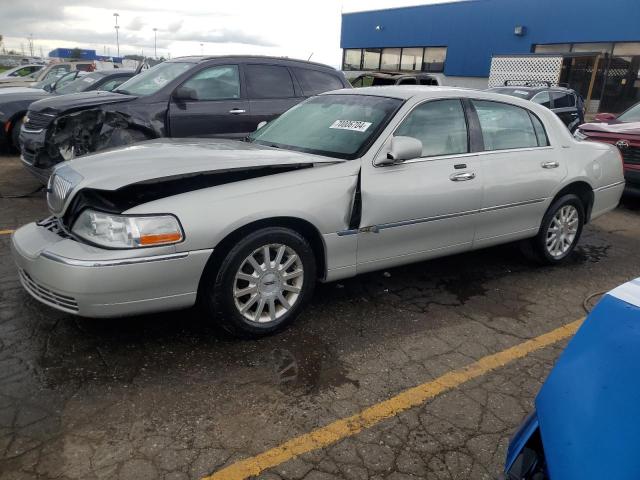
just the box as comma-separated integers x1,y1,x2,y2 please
536,279,640,480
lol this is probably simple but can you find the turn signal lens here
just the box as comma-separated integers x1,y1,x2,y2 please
72,210,184,249
139,232,183,246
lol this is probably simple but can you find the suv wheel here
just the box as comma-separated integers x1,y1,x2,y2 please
201,227,316,338
522,194,585,264
11,118,23,152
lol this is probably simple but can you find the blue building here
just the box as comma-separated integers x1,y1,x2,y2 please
341,0,640,111
48,48,123,64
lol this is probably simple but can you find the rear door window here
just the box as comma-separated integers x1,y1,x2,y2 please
472,100,539,151
245,64,295,99
293,68,344,96
551,92,575,108
532,91,551,108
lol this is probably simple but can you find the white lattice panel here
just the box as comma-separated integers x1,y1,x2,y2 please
488,56,563,88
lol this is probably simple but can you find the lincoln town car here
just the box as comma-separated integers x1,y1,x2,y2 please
12,87,625,337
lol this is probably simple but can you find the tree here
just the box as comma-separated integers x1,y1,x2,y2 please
70,48,83,60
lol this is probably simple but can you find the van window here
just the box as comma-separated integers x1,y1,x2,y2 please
245,64,295,99
293,68,344,96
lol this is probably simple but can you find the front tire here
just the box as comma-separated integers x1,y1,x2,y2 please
522,194,585,264
11,118,23,152
200,227,317,338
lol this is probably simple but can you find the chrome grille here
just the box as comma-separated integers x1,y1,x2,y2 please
621,146,640,166
24,111,55,131
47,173,74,213
18,269,79,313
36,216,72,239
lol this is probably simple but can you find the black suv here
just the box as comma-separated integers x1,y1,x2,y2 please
20,56,350,182
0,70,135,151
488,81,585,132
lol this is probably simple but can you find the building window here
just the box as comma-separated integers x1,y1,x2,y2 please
571,43,613,54
423,47,447,72
363,48,382,70
381,48,401,70
400,48,423,71
534,44,571,53
343,49,363,70
613,42,640,56
342,46,446,73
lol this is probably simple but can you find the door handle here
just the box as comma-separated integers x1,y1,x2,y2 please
541,161,560,169
449,172,476,181
229,109,246,114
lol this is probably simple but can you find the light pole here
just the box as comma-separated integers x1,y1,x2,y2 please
153,28,158,58
113,12,120,57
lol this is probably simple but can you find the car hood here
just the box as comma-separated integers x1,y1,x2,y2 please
0,88,49,102
63,138,341,191
28,90,137,114
580,120,640,136
535,278,640,479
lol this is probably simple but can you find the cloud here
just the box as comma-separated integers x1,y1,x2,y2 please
167,20,183,33
173,29,277,47
127,16,145,31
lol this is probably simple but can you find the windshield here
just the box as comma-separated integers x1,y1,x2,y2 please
249,94,403,160
56,72,103,94
618,103,640,122
114,62,191,96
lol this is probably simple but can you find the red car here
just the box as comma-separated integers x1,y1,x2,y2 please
574,102,640,196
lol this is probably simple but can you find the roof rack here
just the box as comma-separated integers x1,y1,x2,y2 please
503,80,553,87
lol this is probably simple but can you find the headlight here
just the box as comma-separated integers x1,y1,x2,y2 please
71,210,184,249
573,129,587,140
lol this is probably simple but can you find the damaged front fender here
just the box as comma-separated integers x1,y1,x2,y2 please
49,108,151,162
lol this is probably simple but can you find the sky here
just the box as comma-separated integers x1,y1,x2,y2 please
0,0,463,68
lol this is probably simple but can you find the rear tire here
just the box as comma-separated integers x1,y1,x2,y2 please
521,194,585,265
200,227,317,338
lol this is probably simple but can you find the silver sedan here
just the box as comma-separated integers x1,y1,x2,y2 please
12,87,625,337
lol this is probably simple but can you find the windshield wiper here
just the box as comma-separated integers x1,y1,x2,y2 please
114,89,131,95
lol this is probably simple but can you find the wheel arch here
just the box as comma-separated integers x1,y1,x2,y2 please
7,110,27,147
550,180,594,223
202,216,327,283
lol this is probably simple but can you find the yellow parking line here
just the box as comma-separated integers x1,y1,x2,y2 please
203,318,584,480
0,229,15,235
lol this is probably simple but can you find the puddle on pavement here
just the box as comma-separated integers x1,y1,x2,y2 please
572,245,610,264
270,334,358,395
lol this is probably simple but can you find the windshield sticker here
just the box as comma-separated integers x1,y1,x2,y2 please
330,120,372,132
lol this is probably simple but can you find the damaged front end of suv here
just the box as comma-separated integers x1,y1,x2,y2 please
20,92,162,183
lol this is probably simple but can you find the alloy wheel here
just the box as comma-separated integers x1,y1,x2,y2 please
233,243,304,323
545,205,579,258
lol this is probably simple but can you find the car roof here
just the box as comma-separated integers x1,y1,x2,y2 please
324,85,480,100
167,55,337,70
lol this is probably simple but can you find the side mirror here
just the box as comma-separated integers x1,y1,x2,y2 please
377,136,423,165
256,121,267,130
173,86,198,101
43,82,54,92
594,112,616,122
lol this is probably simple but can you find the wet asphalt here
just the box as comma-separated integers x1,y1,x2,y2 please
1,153,640,480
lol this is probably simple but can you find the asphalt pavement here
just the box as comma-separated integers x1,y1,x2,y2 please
1,153,639,480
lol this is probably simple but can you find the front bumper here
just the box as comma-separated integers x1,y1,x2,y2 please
624,167,640,197
12,221,212,318
19,127,56,184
